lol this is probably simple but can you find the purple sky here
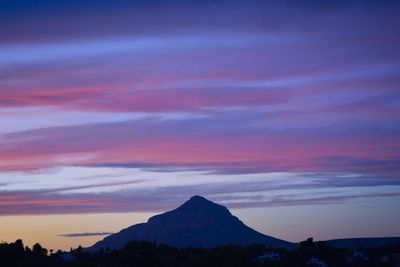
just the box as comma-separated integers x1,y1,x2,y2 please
0,0,399,249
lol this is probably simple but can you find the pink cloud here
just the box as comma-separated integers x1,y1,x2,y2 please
1,115,399,176
0,0,399,219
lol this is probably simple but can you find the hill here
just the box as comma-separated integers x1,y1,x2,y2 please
89,195,295,251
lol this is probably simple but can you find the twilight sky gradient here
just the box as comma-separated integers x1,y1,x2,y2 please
1,0,400,250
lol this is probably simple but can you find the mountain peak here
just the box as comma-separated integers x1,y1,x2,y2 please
181,195,218,208
181,195,212,208
189,195,208,202
176,195,230,216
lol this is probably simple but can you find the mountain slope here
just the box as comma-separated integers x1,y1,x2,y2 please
89,196,295,251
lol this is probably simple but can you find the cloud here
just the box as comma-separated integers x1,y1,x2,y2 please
1,0,398,115
1,0,398,45
59,232,114,237
1,112,399,176
225,192,400,209
0,0,399,218
1,173,400,215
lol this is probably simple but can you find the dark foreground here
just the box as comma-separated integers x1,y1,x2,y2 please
1,238,399,267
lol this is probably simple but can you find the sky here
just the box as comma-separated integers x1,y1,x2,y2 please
1,0,400,251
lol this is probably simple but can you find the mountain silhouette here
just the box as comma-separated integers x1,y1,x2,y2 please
89,195,295,251
326,237,400,249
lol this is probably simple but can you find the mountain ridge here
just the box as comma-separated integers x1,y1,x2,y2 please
325,237,400,249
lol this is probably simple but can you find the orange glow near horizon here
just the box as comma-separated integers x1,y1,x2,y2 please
0,213,154,251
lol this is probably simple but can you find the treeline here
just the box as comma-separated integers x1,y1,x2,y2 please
0,238,399,267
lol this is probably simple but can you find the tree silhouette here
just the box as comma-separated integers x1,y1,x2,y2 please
0,239,399,266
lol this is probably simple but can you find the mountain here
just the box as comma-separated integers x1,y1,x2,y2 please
89,195,295,251
324,237,400,249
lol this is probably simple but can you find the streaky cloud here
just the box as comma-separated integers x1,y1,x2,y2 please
59,232,114,238
1,173,400,215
